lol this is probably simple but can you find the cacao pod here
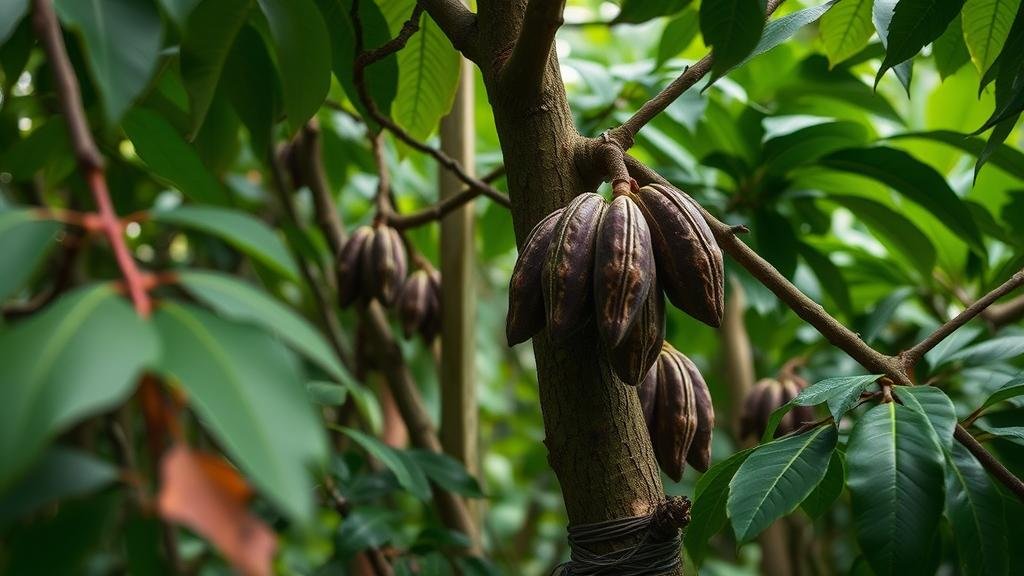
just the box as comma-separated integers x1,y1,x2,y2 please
543,193,606,342
637,363,658,440
631,183,724,328
594,194,655,347
337,225,373,308
607,284,665,387
679,354,714,472
506,208,565,346
739,375,814,440
653,343,699,482
397,269,441,342
361,225,407,306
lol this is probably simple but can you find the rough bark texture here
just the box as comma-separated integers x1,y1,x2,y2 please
473,0,672,562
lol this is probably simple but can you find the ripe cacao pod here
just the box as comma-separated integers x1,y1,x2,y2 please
631,183,724,328
679,354,714,472
607,284,665,387
361,225,407,306
398,269,441,342
740,375,814,440
653,343,699,482
594,194,655,347
543,193,606,342
337,225,373,308
506,208,565,346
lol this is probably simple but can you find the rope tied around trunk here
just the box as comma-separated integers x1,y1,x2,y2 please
555,496,691,575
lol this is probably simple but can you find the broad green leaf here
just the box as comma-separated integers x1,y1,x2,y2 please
793,375,882,408
317,0,398,125
962,0,1021,78
932,13,972,79
894,386,957,449
887,130,1024,180
0,209,61,302
700,0,766,80
223,25,280,155
335,507,399,557
306,381,347,405
977,376,1024,412
798,242,853,314
151,206,300,281
342,429,432,501
256,0,332,130
820,0,874,66
0,285,158,490
0,0,28,45
819,147,984,252
122,109,229,205
761,402,797,442
975,422,1024,445
384,2,460,141
945,442,1010,576
762,121,869,175
848,403,946,576
826,380,878,422
876,0,965,87
154,303,327,522
873,0,914,93
0,114,73,184
802,451,845,518
0,447,118,526
745,1,840,66
826,194,937,277
943,336,1024,366
180,0,252,132
156,0,202,26
753,209,798,278
728,425,837,542
924,325,983,368
684,448,753,564
407,450,485,498
862,286,915,343
614,0,692,24
656,9,700,68
177,270,350,384
54,0,163,122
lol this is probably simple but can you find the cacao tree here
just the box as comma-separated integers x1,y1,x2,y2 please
1,0,1023,574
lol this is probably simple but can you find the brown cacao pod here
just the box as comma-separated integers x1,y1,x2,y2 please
740,376,814,440
337,225,373,308
506,208,565,346
362,225,407,306
631,183,724,328
607,284,665,387
653,343,699,482
637,363,658,440
542,193,606,342
679,354,714,472
594,194,655,347
398,270,433,340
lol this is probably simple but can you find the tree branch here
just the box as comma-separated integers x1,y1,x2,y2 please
33,0,152,316
417,0,478,59
606,0,785,150
902,269,1024,367
955,425,1024,502
500,0,565,100
295,123,347,257
987,294,1024,328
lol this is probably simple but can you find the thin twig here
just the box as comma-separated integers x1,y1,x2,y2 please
903,269,1024,367
986,294,1024,328
606,0,786,150
32,0,151,316
955,425,1024,501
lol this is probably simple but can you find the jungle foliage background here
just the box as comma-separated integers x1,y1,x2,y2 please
1,0,1023,574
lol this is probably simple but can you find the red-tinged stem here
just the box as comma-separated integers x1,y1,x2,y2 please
87,168,152,316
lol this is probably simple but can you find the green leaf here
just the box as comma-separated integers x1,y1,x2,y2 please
886,130,1024,180
975,422,1024,445
945,442,1010,576
342,429,432,501
761,402,797,442
848,403,946,576
798,242,853,314
700,0,766,80
753,209,798,278
336,507,399,557
0,209,61,302
223,25,280,155
977,376,1024,412
0,447,118,526
820,0,875,66
862,287,915,343
826,194,937,277
0,120,74,183
177,270,350,384
156,0,202,27
407,450,485,498
876,0,965,88
819,147,984,253
151,206,299,281
873,0,915,93
728,425,837,542
122,109,230,205
684,448,753,564
656,9,700,68
943,336,1024,366
54,0,164,123
317,0,398,125
256,0,332,130
962,0,1021,78
614,0,692,24
762,120,869,175
793,375,882,408
0,285,159,490
180,0,252,132
306,381,347,406
0,0,28,45
802,451,845,518
894,386,957,450
154,303,327,523
384,3,460,141
932,13,972,79
924,325,983,367
745,1,840,66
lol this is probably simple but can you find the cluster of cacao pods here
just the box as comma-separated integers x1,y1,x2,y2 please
740,368,814,440
506,182,724,388
637,343,714,481
337,224,408,307
397,268,442,343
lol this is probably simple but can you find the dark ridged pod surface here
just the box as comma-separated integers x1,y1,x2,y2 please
653,344,699,482
337,226,373,308
594,194,655,347
607,285,665,386
542,193,605,342
506,208,564,346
